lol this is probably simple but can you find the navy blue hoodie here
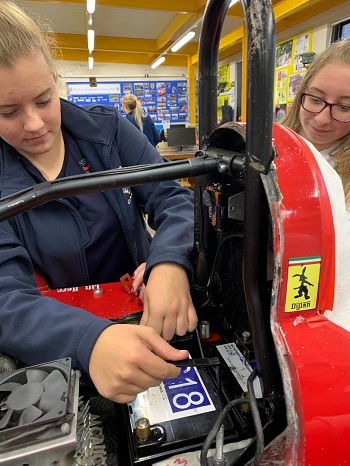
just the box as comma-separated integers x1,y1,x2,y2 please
0,99,194,376
125,112,161,147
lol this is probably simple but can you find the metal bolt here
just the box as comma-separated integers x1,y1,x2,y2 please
218,163,227,173
135,417,151,439
61,422,71,434
199,320,211,339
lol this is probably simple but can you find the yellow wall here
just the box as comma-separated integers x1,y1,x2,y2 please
274,30,313,120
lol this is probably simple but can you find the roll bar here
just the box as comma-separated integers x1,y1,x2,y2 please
197,0,278,397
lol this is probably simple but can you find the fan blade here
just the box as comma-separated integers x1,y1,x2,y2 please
0,409,13,429
7,383,43,411
0,382,21,392
42,370,67,393
39,370,67,413
40,400,66,422
18,405,42,426
26,369,48,384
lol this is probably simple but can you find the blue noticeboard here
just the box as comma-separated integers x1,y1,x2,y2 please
66,80,188,125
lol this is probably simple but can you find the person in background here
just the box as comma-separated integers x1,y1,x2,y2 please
121,93,161,147
281,39,350,212
0,1,197,404
159,128,167,142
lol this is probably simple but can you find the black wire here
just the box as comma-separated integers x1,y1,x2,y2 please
197,232,243,309
200,396,251,466
200,368,265,466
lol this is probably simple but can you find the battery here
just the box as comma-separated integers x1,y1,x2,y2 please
116,332,240,465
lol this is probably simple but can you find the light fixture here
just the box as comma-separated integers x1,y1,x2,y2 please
150,56,165,69
171,31,196,53
87,29,95,54
88,56,94,69
148,16,202,68
86,0,95,14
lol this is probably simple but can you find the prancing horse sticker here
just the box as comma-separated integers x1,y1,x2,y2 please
285,256,321,313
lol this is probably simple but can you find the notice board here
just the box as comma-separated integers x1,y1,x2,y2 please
66,80,188,125
274,30,313,121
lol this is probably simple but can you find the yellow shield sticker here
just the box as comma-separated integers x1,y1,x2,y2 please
285,256,321,313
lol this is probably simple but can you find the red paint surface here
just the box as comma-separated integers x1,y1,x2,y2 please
271,125,350,465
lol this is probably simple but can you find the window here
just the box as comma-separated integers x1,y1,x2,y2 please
331,18,350,42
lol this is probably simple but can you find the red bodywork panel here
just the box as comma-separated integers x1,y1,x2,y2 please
271,125,350,465
37,277,143,320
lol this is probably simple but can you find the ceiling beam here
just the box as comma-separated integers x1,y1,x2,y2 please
60,48,188,66
189,0,319,65
275,0,350,32
155,13,194,51
56,36,199,57
32,0,206,14
219,42,243,62
52,0,350,67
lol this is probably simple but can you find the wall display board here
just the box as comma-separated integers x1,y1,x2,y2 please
217,64,234,122
66,80,189,125
274,31,313,121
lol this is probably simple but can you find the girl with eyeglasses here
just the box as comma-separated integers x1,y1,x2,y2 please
281,39,350,212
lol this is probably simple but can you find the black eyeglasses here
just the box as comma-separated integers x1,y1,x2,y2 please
301,93,350,123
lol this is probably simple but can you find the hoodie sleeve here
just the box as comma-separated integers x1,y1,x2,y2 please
0,220,113,375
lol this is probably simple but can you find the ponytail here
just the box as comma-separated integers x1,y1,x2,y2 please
122,93,144,132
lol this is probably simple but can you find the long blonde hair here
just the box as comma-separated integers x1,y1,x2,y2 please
0,1,59,79
122,93,144,132
281,39,350,209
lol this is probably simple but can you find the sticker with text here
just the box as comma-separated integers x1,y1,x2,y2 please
130,359,215,425
285,256,321,312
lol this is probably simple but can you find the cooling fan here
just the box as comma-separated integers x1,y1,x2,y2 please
0,365,68,430
0,358,80,465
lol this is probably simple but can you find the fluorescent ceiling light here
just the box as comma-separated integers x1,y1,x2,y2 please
88,56,94,69
87,29,95,53
150,56,165,69
87,0,95,14
171,31,196,53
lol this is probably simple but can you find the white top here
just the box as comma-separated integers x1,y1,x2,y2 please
302,138,350,331
318,144,337,168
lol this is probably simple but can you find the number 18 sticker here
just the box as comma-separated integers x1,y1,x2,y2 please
162,365,215,418
132,360,216,425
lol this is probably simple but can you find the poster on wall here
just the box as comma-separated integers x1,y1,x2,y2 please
66,80,188,125
275,104,287,122
275,40,293,68
275,69,288,105
294,33,310,72
274,30,313,108
288,74,304,100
